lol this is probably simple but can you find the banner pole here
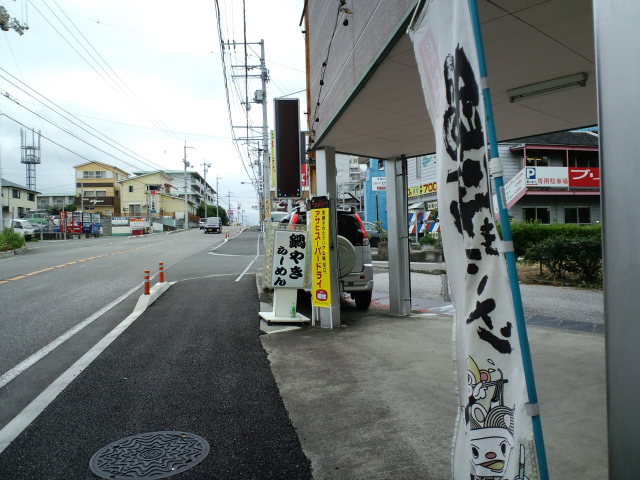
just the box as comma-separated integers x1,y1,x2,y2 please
467,1,550,478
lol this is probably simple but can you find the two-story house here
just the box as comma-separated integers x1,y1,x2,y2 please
119,171,196,218
1,178,39,220
74,161,130,216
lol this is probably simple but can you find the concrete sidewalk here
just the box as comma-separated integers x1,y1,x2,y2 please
261,303,607,479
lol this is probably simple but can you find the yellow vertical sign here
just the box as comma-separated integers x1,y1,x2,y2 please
270,130,277,191
311,207,332,307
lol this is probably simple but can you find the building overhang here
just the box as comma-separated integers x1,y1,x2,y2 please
313,0,596,160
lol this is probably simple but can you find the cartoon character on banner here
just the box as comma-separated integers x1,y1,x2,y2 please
466,356,528,480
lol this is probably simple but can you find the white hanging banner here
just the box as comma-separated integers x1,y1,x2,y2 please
409,1,538,479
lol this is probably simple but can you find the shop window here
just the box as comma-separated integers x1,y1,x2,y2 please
565,207,591,224
522,207,551,224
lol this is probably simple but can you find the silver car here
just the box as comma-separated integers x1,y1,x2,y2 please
284,206,374,310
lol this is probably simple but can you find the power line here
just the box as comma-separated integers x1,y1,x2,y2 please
27,0,180,141
0,68,162,169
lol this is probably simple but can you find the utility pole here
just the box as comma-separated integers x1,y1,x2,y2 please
183,141,194,230
259,39,270,229
202,161,211,218
216,175,220,219
227,192,231,221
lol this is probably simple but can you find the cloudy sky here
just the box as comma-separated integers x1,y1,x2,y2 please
0,0,306,222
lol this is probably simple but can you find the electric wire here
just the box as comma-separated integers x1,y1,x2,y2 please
0,68,163,170
49,0,181,140
213,0,258,186
27,0,180,142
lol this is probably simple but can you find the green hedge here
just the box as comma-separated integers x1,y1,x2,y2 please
0,229,26,251
497,222,602,257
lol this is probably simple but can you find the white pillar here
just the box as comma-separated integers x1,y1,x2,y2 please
315,147,341,328
594,1,640,477
385,156,411,316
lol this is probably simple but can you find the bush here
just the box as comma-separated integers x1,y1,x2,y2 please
0,229,26,251
523,234,602,283
419,234,442,249
498,221,601,257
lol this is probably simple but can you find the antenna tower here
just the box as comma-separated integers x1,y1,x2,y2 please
21,128,41,191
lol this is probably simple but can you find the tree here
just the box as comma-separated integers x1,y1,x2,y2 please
47,204,77,215
197,202,229,226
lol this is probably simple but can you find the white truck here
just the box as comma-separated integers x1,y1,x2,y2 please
5,219,36,240
203,217,222,234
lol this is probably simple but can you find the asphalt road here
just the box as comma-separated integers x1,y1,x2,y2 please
372,269,604,332
0,227,312,479
0,228,235,375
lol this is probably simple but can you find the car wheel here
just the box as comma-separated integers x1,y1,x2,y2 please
352,291,372,310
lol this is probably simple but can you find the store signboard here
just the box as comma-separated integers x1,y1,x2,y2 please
408,182,438,198
504,168,528,208
372,176,387,191
271,230,307,289
525,167,569,187
311,197,332,307
568,167,600,188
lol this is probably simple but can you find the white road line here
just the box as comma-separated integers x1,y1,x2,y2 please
207,253,254,257
234,231,261,282
180,273,242,282
0,299,151,454
0,282,144,389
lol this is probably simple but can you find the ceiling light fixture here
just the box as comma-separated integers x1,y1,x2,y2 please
507,72,588,103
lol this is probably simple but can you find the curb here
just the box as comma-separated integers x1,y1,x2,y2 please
133,281,176,314
0,247,27,260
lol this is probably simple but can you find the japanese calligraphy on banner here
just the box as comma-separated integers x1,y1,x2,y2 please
410,1,539,479
311,207,332,307
270,230,307,288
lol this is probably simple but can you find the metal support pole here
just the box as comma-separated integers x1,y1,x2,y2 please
594,1,640,477
216,176,220,218
315,147,341,328
385,156,411,316
467,1,549,478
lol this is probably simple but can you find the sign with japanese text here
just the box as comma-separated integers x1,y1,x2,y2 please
270,130,277,191
270,230,307,289
311,207,332,307
411,0,539,478
525,166,569,188
372,176,387,191
408,181,438,198
568,167,600,188
503,168,528,208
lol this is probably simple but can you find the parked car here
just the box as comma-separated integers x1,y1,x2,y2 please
199,218,206,229
282,206,374,310
362,221,381,248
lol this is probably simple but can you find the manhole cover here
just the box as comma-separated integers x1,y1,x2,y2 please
89,431,210,480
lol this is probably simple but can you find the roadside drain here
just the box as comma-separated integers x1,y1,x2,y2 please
89,431,210,479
